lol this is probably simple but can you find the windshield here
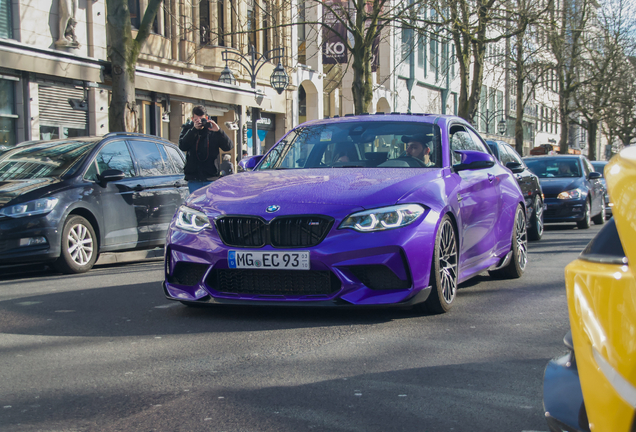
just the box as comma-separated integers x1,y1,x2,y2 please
257,121,442,170
0,140,97,180
525,157,582,178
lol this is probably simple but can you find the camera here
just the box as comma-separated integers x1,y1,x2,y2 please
200,117,209,126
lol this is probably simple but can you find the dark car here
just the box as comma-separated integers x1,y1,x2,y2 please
486,140,544,241
523,155,606,229
591,160,612,219
0,133,189,273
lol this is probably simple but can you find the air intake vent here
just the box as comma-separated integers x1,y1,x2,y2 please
206,269,341,296
348,265,411,290
168,262,209,286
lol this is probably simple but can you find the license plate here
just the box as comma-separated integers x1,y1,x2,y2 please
228,250,310,270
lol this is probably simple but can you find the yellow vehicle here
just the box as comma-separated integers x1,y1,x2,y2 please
543,146,636,432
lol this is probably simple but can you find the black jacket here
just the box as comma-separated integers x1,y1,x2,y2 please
179,122,233,181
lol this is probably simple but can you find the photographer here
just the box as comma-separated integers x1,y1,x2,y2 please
179,105,233,193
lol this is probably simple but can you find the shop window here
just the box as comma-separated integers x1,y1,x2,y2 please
129,0,140,29
0,79,17,146
140,101,165,137
0,0,12,39
39,125,87,140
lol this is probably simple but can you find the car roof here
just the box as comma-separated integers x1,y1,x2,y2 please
297,113,470,128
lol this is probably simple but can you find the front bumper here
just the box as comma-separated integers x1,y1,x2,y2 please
163,215,439,307
543,198,586,223
0,213,62,264
543,342,590,432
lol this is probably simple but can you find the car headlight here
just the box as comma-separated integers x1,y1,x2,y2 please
557,188,583,200
175,205,211,232
0,197,59,218
339,204,425,232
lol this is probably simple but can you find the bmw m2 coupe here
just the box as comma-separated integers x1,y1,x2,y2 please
163,114,527,313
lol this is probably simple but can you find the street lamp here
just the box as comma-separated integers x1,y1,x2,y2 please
219,45,289,155
472,109,507,135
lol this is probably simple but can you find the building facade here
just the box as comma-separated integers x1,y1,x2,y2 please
0,0,298,161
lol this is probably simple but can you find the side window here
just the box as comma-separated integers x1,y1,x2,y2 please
582,159,591,177
130,140,171,177
90,140,136,179
498,145,513,165
84,160,98,181
466,129,490,153
449,125,474,165
164,145,185,174
504,144,523,165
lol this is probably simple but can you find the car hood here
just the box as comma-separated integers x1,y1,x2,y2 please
0,178,59,208
539,177,584,195
187,168,440,214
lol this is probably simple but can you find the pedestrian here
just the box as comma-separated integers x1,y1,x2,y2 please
219,153,234,176
179,105,233,194
237,149,248,163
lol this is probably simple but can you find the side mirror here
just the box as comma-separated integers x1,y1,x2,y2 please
588,171,602,180
238,155,263,171
98,169,125,184
505,161,525,174
453,150,496,171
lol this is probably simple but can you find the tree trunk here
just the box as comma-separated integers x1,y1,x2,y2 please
106,0,163,132
587,119,597,160
558,86,569,154
515,39,525,155
106,0,139,132
351,36,373,114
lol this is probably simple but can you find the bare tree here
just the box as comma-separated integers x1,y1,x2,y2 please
604,55,636,148
412,0,536,121
106,0,163,132
546,0,596,154
572,0,636,160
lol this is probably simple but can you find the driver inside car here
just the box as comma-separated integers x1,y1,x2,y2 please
402,134,435,167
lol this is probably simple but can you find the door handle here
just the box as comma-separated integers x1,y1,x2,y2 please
488,173,495,183
134,184,145,191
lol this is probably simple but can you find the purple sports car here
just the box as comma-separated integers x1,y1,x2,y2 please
163,114,527,313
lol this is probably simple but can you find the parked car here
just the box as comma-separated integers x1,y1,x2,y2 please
486,140,544,241
0,133,189,273
591,160,612,219
523,155,605,229
543,148,636,432
163,114,527,313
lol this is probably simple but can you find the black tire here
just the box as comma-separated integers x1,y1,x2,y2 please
489,204,527,279
417,215,458,314
577,199,592,229
592,196,606,225
528,195,544,241
53,215,98,274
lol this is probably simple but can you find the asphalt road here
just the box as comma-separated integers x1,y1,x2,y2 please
0,223,602,432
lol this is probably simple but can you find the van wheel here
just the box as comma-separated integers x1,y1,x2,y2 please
592,197,606,225
528,195,543,241
577,200,591,229
54,215,97,274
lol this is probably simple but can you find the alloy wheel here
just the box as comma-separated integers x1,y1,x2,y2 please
66,223,94,266
438,220,458,304
534,197,544,237
515,209,528,271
